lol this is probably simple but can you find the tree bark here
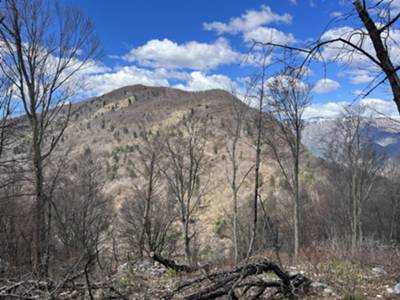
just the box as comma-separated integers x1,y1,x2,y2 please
293,139,300,259
31,117,48,279
247,91,263,259
183,217,192,267
353,0,400,114
138,152,156,258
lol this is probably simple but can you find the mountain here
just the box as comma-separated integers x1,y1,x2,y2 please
51,84,286,259
303,116,400,158
7,84,396,270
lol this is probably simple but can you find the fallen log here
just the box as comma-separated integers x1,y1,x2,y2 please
163,260,310,300
151,253,196,273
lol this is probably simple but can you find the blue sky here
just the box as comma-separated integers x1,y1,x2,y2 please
62,0,400,118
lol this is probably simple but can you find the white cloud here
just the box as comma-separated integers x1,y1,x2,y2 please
122,38,239,70
304,101,348,118
289,0,297,4
174,71,236,92
78,60,111,75
243,51,273,66
203,5,292,35
319,26,370,65
83,65,238,96
314,25,400,101
203,5,295,48
346,70,374,84
316,25,400,95
378,0,400,12
243,27,295,45
266,74,309,92
304,98,397,119
340,69,375,84
312,78,340,93
359,98,398,117
330,11,344,18
85,66,183,95
320,26,400,67
352,89,364,96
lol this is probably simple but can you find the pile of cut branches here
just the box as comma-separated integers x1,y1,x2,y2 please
162,260,310,300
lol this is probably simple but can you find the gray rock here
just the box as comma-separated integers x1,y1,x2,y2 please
131,259,167,277
372,267,387,275
394,283,400,294
118,262,129,272
311,281,328,289
323,286,337,294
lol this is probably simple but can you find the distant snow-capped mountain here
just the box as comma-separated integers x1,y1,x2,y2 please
303,117,400,158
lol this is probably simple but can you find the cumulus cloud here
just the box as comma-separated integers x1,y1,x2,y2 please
304,98,398,119
304,101,348,118
320,26,400,67
121,38,239,70
317,25,400,98
85,66,182,95
312,78,340,93
203,5,292,35
359,98,398,117
319,26,369,64
243,27,295,45
340,69,375,84
83,65,238,96
81,36,242,96
266,74,309,92
174,71,237,92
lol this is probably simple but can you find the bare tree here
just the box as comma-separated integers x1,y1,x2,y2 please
384,156,400,242
256,0,400,115
0,169,32,276
0,0,101,278
53,150,111,296
322,105,384,255
246,51,270,259
266,70,311,259
224,92,253,263
162,109,210,267
352,0,400,113
120,130,177,259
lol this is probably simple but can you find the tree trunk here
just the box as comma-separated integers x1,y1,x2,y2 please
183,218,192,266
231,138,239,263
351,173,358,256
293,152,300,260
233,189,239,263
32,118,48,279
138,152,156,258
247,94,263,258
353,0,400,115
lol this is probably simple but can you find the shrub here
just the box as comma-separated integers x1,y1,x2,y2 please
213,217,227,238
343,291,364,300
